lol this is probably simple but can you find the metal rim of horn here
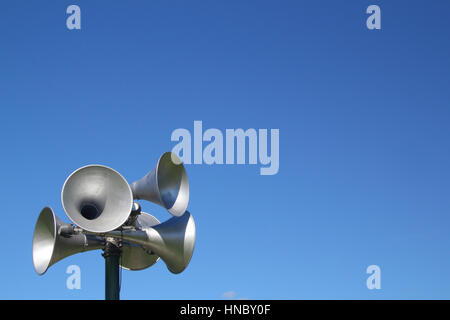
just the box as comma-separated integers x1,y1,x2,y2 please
130,152,189,217
61,164,134,233
32,207,61,275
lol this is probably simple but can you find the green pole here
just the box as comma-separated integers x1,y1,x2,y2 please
103,241,121,300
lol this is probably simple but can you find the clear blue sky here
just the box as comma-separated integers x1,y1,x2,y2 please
1,1,449,299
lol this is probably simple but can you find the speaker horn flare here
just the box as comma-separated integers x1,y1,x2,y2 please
32,207,104,275
130,152,189,217
61,165,133,233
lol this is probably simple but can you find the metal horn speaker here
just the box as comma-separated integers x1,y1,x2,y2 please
32,207,104,275
120,212,161,271
61,165,133,233
130,152,189,217
105,211,195,274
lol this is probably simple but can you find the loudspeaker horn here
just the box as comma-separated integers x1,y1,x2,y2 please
103,211,195,274
61,165,133,233
120,212,161,271
130,152,189,217
32,207,104,275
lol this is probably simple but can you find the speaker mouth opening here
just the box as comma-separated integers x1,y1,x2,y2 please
157,152,189,216
80,203,102,220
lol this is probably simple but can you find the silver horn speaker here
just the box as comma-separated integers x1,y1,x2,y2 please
104,211,196,274
120,212,161,271
61,165,133,233
130,152,189,217
32,207,104,275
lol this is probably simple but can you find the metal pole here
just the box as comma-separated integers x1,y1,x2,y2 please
103,240,121,300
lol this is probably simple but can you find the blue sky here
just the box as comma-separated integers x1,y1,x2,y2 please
0,1,449,299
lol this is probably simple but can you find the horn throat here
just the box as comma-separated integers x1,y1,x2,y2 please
80,203,102,220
